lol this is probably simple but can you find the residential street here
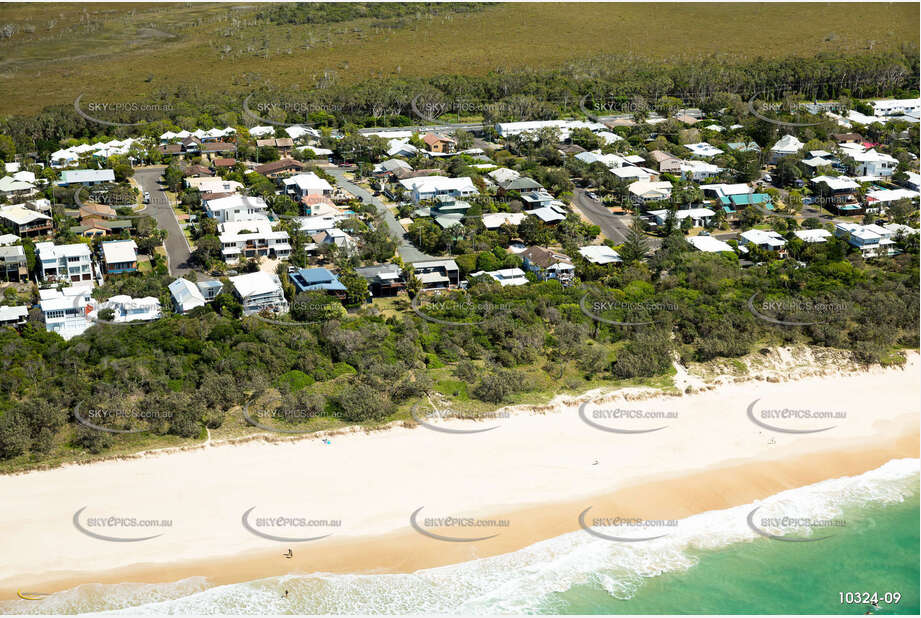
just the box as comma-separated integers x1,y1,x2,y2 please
571,188,663,250
325,166,436,263
133,166,194,277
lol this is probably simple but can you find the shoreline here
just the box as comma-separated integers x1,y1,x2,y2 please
3,435,917,600
0,351,918,600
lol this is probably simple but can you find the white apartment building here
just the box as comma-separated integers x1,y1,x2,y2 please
35,242,94,283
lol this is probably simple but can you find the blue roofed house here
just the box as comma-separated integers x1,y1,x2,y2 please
289,267,348,299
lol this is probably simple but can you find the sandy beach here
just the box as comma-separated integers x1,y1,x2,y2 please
0,354,918,599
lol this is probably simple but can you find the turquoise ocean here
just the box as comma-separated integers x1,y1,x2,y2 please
2,458,917,615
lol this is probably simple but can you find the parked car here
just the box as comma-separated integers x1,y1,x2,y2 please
143,192,150,203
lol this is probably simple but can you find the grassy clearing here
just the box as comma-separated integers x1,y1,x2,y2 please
0,3,917,115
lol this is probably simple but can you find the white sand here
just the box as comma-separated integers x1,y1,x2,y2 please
0,355,917,593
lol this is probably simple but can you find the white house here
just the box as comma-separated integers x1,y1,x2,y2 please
678,160,722,181
168,277,207,314
579,245,622,264
229,272,289,316
0,175,37,198
481,212,527,229
769,135,804,163
218,220,291,263
848,149,899,178
39,285,94,340
687,236,734,253
495,119,605,140
35,241,94,282
629,180,672,204
56,169,115,186
834,222,896,257
92,295,161,322
469,267,529,286
204,194,269,224
0,305,28,328
794,229,833,243
487,167,521,185
185,177,244,194
870,98,921,117
399,176,478,204
648,208,715,228
283,172,334,200
684,142,724,158
740,229,787,253
611,166,654,183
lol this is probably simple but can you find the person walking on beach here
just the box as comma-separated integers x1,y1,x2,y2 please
283,548,293,559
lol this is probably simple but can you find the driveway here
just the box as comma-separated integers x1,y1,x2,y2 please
571,189,662,251
325,167,436,263
133,166,194,277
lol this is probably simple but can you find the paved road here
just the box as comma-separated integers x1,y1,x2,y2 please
571,189,662,251
326,167,436,263
133,166,194,277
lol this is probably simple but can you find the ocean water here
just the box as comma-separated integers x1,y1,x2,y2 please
2,459,918,615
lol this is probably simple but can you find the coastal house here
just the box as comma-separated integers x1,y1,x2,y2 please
0,175,37,198
0,204,53,237
629,180,672,205
794,229,833,243
168,277,207,314
578,245,622,264
185,176,244,194
100,239,138,275
769,135,804,163
421,132,456,154
481,212,527,230
218,220,291,263
469,267,529,286
810,176,861,215
410,259,460,289
204,195,269,224
0,305,28,328
39,285,94,340
92,295,161,322
254,158,303,178
399,176,479,204
520,246,575,284
0,245,28,281
229,271,289,316
834,222,897,258
35,241,94,282
687,235,735,253
288,267,348,299
283,172,334,200
739,229,787,256
848,149,898,178
684,142,724,158
354,263,405,297
648,208,715,228
56,169,116,187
